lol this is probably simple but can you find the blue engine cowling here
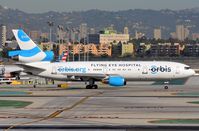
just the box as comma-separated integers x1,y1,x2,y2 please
108,76,127,86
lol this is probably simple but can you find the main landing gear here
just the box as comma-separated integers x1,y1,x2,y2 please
164,86,169,90
86,79,98,89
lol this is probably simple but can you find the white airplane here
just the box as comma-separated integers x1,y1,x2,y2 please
17,61,195,89
9,29,195,89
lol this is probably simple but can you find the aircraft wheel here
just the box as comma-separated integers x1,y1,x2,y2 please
6,82,11,85
164,86,168,90
16,75,20,80
86,85,92,89
93,85,98,89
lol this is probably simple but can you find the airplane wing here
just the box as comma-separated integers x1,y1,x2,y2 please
4,65,24,73
59,73,120,80
60,73,106,79
15,63,46,72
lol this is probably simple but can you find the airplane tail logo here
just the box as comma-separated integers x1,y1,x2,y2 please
18,30,31,42
10,29,54,62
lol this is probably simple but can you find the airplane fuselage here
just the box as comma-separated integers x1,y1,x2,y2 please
25,61,195,81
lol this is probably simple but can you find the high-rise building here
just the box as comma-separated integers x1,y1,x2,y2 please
154,28,161,40
135,31,145,39
124,27,129,34
90,28,95,34
176,25,189,41
69,28,80,43
1,25,6,47
79,23,87,40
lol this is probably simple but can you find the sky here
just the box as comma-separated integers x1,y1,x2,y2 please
1,0,199,13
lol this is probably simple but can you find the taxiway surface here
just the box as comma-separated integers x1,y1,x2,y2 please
0,77,199,130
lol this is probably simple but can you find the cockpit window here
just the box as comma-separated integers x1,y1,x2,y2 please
185,67,191,70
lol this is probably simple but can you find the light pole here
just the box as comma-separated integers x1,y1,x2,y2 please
47,21,54,49
87,36,89,61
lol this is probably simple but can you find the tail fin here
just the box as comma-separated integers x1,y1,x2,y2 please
10,29,54,62
60,51,68,62
12,29,42,51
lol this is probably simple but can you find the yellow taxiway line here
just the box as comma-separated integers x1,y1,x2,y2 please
5,91,104,131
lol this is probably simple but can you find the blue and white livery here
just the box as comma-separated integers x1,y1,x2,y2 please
18,61,195,89
9,29,54,62
11,31,195,89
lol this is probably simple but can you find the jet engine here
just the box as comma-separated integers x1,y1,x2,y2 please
103,76,127,87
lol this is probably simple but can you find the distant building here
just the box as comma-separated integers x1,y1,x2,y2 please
121,42,134,57
88,29,129,44
57,44,67,56
176,25,189,41
1,25,6,47
98,43,112,56
73,43,112,57
124,27,129,34
5,40,18,49
88,34,100,44
69,29,80,43
184,44,199,56
29,30,40,41
135,31,145,39
154,28,161,40
84,44,98,56
100,34,129,44
73,44,84,55
39,42,52,51
40,33,49,39
90,28,95,34
151,43,180,57
112,42,122,57
192,33,199,40
136,43,148,56
170,32,177,39
79,23,88,40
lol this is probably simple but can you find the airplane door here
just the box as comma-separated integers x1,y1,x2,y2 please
52,66,57,74
142,66,148,75
141,66,148,79
176,66,180,74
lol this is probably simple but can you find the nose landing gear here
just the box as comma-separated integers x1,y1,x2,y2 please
86,79,98,89
164,86,169,90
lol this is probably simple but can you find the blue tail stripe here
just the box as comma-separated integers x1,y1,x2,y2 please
19,46,41,57
8,47,41,57
42,51,54,61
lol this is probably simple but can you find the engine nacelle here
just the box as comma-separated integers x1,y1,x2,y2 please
108,76,127,87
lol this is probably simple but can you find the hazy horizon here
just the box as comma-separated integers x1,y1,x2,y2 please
1,0,199,13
